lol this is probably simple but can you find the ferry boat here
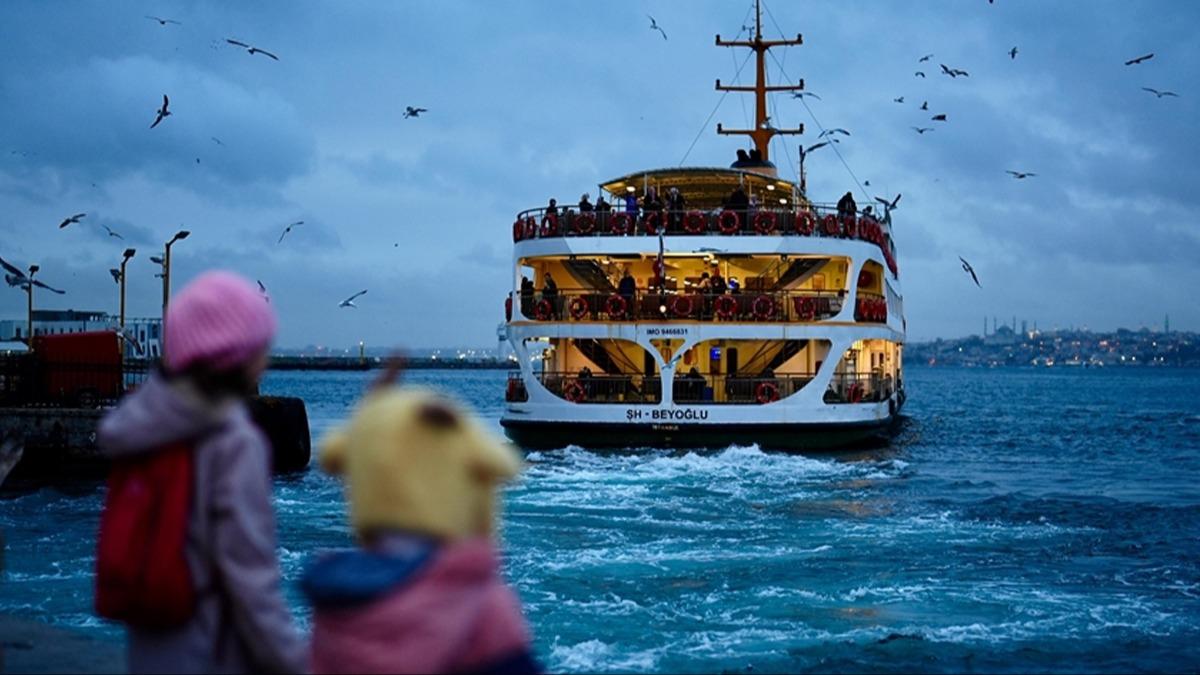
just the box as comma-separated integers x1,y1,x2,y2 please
500,5,905,450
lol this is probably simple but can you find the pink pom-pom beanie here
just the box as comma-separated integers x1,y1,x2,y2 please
164,270,277,373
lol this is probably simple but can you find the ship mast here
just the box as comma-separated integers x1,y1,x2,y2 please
714,0,804,164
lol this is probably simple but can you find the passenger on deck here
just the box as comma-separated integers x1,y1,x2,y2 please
546,198,559,218
578,366,594,397
836,191,856,220
618,268,637,303
624,191,639,219
578,193,593,212
710,268,727,295
679,366,706,402
541,273,559,318
725,185,749,226
697,272,711,292
520,276,534,318
596,195,612,213
666,187,686,231
728,276,741,294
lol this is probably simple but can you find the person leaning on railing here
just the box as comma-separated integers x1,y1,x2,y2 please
540,274,559,319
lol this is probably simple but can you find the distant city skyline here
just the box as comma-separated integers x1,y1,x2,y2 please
1,1,1197,348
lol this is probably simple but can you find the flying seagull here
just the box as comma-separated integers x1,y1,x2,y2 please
211,136,225,146
403,106,428,119
1142,87,1179,98
914,71,926,78
277,220,304,243
1124,53,1154,66
791,91,821,100
1009,46,1019,60
819,128,850,138
920,100,929,111
959,257,981,287
257,280,270,302
918,54,933,63
102,224,124,239
0,257,66,294
226,39,279,60
150,94,170,128
911,126,934,134
1006,170,1036,179
339,290,368,308
940,64,969,78
931,114,947,122
109,268,121,284
145,15,181,26
58,213,86,228
647,15,667,40
799,140,837,160
893,96,905,104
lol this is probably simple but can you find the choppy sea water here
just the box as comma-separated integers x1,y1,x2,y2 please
2,367,1199,673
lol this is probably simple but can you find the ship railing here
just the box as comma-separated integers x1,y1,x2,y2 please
515,288,846,323
513,202,894,243
823,372,895,404
673,372,816,404
528,370,663,404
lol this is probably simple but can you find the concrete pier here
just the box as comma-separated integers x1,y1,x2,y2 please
0,614,124,674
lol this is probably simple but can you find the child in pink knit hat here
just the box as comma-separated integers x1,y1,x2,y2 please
97,270,306,673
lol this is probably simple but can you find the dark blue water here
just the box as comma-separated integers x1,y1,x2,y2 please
3,367,1199,673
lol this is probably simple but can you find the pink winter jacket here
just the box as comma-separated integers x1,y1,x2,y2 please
97,373,307,674
302,536,538,674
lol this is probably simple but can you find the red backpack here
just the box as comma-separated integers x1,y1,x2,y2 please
95,442,196,628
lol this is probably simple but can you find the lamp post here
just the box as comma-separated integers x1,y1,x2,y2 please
118,248,136,329
26,264,38,348
156,229,190,357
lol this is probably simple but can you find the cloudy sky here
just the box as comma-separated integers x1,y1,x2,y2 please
1,1,1197,348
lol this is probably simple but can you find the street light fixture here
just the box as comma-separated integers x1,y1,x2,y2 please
159,229,190,359
26,265,38,345
117,248,136,329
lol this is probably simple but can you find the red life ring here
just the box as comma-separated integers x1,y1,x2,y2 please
794,210,816,235
643,211,663,235
797,296,816,321
540,213,559,237
755,381,780,404
504,296,512,321
821,214,840,236
564,381,586,403
610,212,632,235
714,295,737,320
670,294,694,318
512,220,523,242
572,212,597,235
848,382,864,403
568,296,589,320
752,294,775,320
753,211,776,234
858,269,875,289
524,218,537,239
718,210,741,235
684,210,706,234
842,215,858,238
534,298,553,321
605,294,628,318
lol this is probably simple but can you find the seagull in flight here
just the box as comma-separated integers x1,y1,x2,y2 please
145,15,181,26
911,126,934,134
277,220,304,243
1006,170,1036,179
403,106,428,119
1,256,66,294
226,39,279,60
339,290,368,308
819,128,850,138
647,15,667,40
931,114,947,122
257,280,270,302
102,224,124,239
799,140,837,160
918,54,933,62
914,71,926,78
150,94,170,128
1142,87,1179,98
940,63,969,78
1009,46,1019,60
920,100,929,111
959,257,981,287
791,91,821,101
211,136,225,146
109,269,121,284
893,96,905,104
58,213,86,228
1125,53,1154,66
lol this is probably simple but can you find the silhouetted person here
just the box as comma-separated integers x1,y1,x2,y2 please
836,191,857,220
541,273,559,318
618,268,636,304
666,187,686,231
520,276,534,318
710,269,727,295
578,193,593,212
546,198,559,218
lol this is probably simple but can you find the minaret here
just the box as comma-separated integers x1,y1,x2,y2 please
714,0,804,168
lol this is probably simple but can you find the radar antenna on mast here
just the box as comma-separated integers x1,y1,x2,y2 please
714,0,804,165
